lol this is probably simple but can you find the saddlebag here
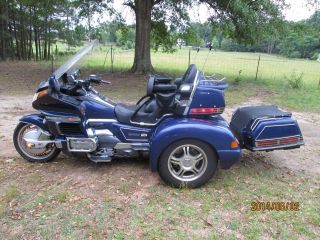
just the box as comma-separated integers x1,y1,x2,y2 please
230,105,304,151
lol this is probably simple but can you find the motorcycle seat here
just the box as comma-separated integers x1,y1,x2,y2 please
115,100,159,124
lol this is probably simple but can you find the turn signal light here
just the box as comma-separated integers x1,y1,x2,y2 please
190,107,224,114
38,89,49,98
33,89,48,101
230,140,239,149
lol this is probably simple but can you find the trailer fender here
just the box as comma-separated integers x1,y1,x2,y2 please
149,118,241,171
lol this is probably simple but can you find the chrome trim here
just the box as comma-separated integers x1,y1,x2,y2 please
86,128,95,137
54,141,63,149
95,129,113,135
86,119,117,124
86,127,113,136
251,117,285,131
23,129,55,149
114,143,131,149
129,114,173,126
251,141,304,151
46,116,81,122
255,134,302,143
114,142,150,151
66,137,98,152
183,70,199,115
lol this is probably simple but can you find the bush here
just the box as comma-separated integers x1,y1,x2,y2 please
235,70,242,84
288,51,301,59
285,71,304,89
311,52,319,60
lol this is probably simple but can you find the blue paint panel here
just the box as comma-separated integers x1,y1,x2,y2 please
41,111,81,119
20,114,49,131
217,150,241,169
255,120,301,140
188,87,225,114
110,122,152,142
82,99,115,119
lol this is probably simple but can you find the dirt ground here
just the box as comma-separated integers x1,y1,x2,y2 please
0,94,319,176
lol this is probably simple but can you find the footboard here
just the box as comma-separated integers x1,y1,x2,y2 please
230,105,304,151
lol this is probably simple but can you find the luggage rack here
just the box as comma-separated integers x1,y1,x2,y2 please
200,74,228,90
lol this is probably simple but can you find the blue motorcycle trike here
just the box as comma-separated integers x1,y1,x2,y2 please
13,42,304,188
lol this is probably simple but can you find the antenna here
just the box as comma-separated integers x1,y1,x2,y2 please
201,47,212,76
200,0,232,76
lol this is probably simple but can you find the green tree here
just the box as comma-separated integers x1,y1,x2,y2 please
123,0,285,73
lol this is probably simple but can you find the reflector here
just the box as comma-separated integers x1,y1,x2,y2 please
190,107,224,114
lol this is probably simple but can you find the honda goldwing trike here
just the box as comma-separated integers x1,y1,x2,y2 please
13,41,304,188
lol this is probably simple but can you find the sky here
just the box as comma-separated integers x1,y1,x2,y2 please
111,0,318,24
283,0,318,21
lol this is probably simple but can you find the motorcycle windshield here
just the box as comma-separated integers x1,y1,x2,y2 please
53,40,98,80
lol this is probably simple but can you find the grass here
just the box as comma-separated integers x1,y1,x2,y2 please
0,156,319,239
0,185,20,215
0,47,319,111
52,46,320,112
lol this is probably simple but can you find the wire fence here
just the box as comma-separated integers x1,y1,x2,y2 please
52,45,320,88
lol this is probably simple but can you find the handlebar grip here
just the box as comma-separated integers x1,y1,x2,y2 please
101,80,111,84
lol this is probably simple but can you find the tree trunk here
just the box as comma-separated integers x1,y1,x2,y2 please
28,7,32,60
131,0,153,73
34,26,38,61
44,17,48,60
0,1,6,60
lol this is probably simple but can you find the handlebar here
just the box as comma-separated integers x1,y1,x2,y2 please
59,74,111,96
87,75,110,85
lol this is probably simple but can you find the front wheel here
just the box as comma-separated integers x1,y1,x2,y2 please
13,122,60,163
158,139,218,188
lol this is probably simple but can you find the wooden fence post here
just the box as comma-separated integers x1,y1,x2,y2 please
111,46,114,73
255,55,261,81
188,48,191,67
51,54,54,73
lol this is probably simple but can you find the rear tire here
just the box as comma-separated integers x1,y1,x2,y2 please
13,122,60,163
158,139,218,188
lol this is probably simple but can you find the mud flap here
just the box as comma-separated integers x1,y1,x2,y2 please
230,105,304,151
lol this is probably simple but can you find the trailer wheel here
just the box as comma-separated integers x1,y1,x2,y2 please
158,139,217,188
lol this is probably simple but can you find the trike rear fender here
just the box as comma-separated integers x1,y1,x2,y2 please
19,114,49,132
149,117,241,171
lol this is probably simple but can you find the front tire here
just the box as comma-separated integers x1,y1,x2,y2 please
158,139,218,188
13,122,60,163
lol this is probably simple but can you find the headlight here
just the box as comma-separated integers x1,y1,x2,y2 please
33,89,48,101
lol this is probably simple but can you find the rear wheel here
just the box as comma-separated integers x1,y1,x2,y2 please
158,139,218,188
13,122,60,163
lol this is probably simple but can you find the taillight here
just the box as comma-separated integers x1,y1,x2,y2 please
190,107,224,114
256,136,301,147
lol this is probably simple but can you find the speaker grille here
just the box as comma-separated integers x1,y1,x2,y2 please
59,123,82,135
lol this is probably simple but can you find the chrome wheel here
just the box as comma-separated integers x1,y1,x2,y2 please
168,144,208,182
16,124,57,160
